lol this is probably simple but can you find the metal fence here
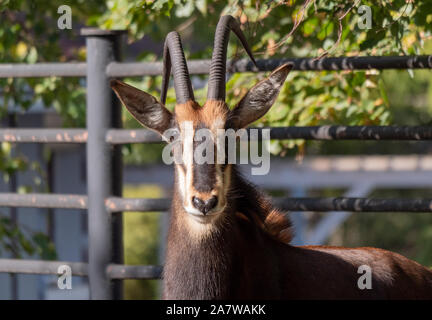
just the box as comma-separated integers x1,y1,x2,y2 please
0,28,431,299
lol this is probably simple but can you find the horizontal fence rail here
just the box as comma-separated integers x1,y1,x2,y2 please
263,126,432,141
0,259,88,276
0,193,88,209
0,259,162,279
1,193,432,213
107,264,162,279
0,194,165,212
106,129,161,144
105,197,168,212
107,55,432,77
275,198,432,212
1,55,431,78
0,63,86,78
2,126,432,144
0,129,89,143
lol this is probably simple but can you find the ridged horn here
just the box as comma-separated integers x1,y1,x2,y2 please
161,31,194,105
207,15,257,101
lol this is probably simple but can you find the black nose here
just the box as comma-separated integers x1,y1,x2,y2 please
192,196,218,215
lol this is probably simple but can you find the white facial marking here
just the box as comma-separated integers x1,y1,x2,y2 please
179,121,194,209
174,119,234,236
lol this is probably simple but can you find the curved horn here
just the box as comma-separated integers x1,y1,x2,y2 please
161,31,194,105
207,15,257,101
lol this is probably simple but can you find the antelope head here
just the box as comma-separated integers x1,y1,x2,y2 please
111,15,292,227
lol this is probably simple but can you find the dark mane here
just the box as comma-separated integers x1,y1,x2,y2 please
227,165,293,244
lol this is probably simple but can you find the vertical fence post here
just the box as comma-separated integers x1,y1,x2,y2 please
81,28,126,300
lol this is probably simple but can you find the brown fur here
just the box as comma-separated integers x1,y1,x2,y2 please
163,165,432,299
174,100,229,129
192,191,217,201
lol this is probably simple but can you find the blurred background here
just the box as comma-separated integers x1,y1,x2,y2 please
0,0,432,299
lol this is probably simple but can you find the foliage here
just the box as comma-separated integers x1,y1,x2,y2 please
0,142,27,182
0,0,104,125
0,215,56,260
0,139,56,259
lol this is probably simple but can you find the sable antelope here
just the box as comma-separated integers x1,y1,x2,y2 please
111,15,432,299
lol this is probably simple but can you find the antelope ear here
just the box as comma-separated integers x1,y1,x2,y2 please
228,63,292,129
110,80,173,134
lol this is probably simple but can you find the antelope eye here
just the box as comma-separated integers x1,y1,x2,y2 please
164,127,180,143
